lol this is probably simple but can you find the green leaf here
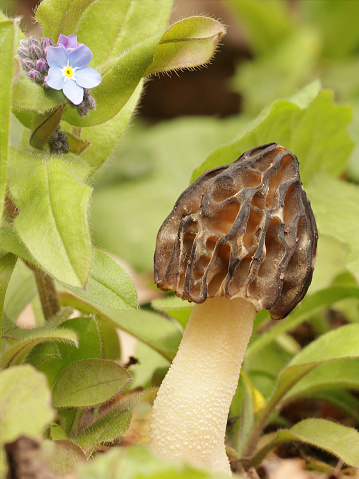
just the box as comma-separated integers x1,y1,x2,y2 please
62,38,159,127
52,359,131,408
66,132,91,155
50,440,87,475
78,81,143,171
36,0,98,40
76,445,230,479
0,222,36,266
97,319,121,360
75,0,173,67
4,259,37,322
36,317,101,389
60,293,182,361
192,86,353,185
282,359,359,404
12,78,64,113
0,253,17,344
152,296,193,329
8,148,92,287
0,365,54,443
27,342,60,368
252,324,359,437
247,286,359,360
250,419,359,468
73,406,133,457
228,0,292,56
144,17,226,76
1,324,78,368
30,106,63,150
61,249,138,311
0,19,15,226
49,423,68,441
306,174,359,282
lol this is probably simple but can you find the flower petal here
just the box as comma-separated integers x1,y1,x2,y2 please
66,34,79,49
47,45,68,69
69,45,92,69
63,78,84,105
46,67,64,90
74,66,102,88
57,34,68,47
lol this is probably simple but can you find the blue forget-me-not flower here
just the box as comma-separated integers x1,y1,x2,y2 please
46,41,102,105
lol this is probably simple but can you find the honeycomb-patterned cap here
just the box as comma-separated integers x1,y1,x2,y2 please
154,143,318,319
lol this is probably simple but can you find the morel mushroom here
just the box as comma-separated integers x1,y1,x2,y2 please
150,143,318,474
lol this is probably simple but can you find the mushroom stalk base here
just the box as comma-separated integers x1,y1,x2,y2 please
150,296,256,475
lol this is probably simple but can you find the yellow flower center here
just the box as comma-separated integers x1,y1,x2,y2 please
64,67,73,77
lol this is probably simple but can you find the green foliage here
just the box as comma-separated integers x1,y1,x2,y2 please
8,148,92,287
0,19,16,226
1,323,78,368
192,84,354,185
144,17,227,75
251,419,359,468
0,365,54,476
307,174,359,282
30,106,63,150
62,249,138,311
52,359,130,407
76,445,230,479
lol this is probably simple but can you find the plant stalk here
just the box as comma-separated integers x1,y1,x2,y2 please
150,296,256,475
24,261,60,321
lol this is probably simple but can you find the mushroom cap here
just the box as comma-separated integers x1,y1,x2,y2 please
154,143,318,319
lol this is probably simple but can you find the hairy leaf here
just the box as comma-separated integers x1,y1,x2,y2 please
73,406,133,457
59,293,182,361
12,78,64,113
0,253,17,344
79,81,143,171
0,19,15,226
62,249,138,311
52,359,131,408
36,0,98,40
4,259,37,322
62,38,157,127
30,106,63,150
250,419,359,467
36,317,101,389
1,325,78,368
8,148,92,287
75,0,173,67
144,16,226,75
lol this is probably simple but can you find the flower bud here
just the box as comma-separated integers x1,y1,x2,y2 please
22,58,35,71
28,69,42,82
36,59,48,73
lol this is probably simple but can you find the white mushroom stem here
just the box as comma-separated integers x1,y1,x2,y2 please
150,296,256,475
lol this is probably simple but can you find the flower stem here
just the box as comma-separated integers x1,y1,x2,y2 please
24,262,60,321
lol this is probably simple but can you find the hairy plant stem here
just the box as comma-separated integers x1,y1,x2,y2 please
24,261,60,321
